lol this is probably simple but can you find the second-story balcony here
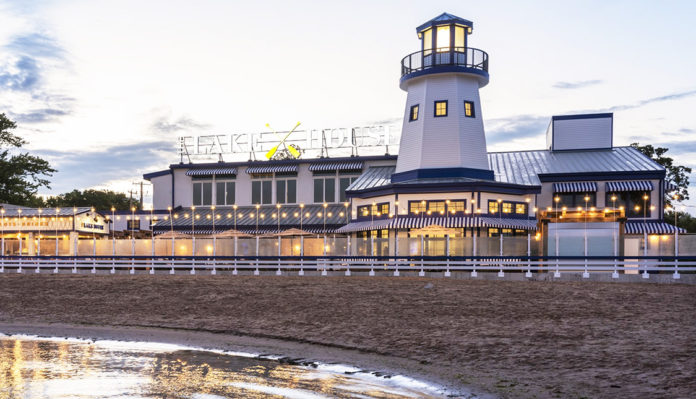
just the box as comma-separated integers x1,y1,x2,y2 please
400,47,489,86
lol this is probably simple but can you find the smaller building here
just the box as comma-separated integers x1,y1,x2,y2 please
0,205,110,256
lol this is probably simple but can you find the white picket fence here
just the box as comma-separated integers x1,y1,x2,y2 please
0,256,694,280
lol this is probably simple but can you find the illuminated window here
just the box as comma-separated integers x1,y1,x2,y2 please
448,200,466,213
409,201,427,215
434,100,448,117
436,25,450,51
515,203,527,215
428,201,446,214
502,202,512,214
409,104,419,122
358,205,370,218
423,28,432,55
488,201,499,214
454,26,465,49
464,101,475,118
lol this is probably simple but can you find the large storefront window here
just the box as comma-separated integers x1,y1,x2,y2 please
606,192,651,218
357,203,389,219
193,182,212,206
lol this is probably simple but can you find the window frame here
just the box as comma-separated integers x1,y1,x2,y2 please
488,200,529,218
464,100,475,118
193,181,213,206
275,178,297,204
434,100,448,117
409,104,419,122
215,180,236,206
605,191,651,218
552,192,597,209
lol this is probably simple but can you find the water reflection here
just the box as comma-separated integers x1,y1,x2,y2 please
0,337,441,398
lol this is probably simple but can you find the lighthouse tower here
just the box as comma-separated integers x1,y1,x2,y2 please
392,13,493,182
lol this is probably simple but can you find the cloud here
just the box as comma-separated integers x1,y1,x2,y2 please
553,79,603,89
648,140,696,156
486,114,549,144
151,116,209,133
11,108,70,123
36,140,174,194
606,89,696,112
0,56,40,91
5,33,65,59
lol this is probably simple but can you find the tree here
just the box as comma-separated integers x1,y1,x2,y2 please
0,113,56,206
665,210,696,234
630,143,691,207
45,189,140,211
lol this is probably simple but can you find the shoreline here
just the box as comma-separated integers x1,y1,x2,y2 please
0,275,694,398
0,321,494,399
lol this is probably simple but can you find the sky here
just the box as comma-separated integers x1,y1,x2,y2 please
1,0,695,212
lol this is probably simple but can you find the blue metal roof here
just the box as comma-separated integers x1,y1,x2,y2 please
346,166,395,191
488,147,664,186
416,13,473,33
348,147,663,192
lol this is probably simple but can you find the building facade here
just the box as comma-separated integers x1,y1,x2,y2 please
143,12,682,254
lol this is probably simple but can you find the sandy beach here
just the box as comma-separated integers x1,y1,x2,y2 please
0,274,694,398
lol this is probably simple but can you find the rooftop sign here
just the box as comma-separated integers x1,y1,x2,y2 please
177,125,401,162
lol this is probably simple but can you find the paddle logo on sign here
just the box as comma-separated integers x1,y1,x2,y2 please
265,122,302,160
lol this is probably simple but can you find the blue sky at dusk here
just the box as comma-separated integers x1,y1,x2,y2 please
1,0,695,212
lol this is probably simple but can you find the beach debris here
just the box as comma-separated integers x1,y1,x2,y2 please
423,282,434,289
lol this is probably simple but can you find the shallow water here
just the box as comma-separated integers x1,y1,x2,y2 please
0,336,443,398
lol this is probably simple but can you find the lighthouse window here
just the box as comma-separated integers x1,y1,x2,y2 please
434,100,448,117
464,101,475,118
409,104,419,121
436,25,450,51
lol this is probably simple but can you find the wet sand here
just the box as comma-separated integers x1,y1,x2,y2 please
0,274,694,398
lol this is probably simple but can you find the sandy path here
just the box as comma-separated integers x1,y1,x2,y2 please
0,275,694,398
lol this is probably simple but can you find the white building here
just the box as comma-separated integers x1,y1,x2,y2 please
144,12,682,254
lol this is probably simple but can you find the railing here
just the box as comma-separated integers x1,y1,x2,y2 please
401,47,489,77
0,255,693,280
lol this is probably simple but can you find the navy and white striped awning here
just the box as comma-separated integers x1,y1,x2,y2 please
665,182,679,192
624,221,685,235
309,161,363,172
553,182,598,193
336,216,537,233
606,181,654,192
335,218,394,233
245,165,298,174
185,167,237,176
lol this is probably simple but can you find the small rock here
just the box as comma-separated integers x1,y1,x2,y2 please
423,282,434,289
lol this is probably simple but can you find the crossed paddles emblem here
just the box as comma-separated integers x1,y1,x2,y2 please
265,122,301,160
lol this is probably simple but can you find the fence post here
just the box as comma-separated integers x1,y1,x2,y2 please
472,232,477,277
345,235,351,276
498,233,504,277
673,230,680,279
525,233,532,278
418,235,425,277
254,236,259,276
444,234,450,277
233,236,238,275
583,229,589,279
276,236,281,276
369,235,375,276
642,231,649,279
612,228,619,279
554,230,560,278
298,236,304,276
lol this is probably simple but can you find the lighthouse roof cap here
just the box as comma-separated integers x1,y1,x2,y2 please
416,12,473,33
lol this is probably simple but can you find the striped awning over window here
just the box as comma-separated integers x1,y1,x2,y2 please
309,161,364,172
624,221,685,235
553,182,598,193
606,181,654,192
245,165,298,174
336,216,537,233
665,182,679,192
185,167,237,176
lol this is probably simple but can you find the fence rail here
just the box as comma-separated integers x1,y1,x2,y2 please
1,255,694,280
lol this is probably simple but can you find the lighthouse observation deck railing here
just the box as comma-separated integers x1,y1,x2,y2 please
401,47,488,77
